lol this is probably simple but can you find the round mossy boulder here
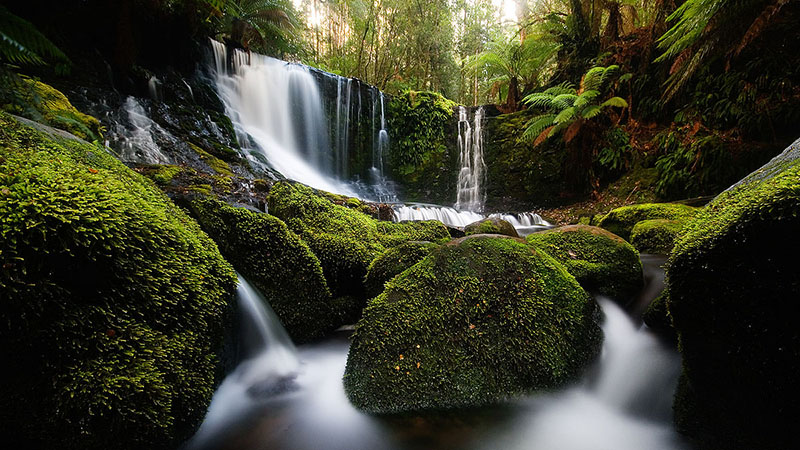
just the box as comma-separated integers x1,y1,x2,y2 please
642,290,676,344
596,203,698,241
344,235,602,414
630,219,685,254
188,197,336,343
364,241,439,299
526,225,643,304
464,217,519,237
665,144,800,450
0,114,237,450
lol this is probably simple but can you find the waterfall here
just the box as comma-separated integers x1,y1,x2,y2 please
455,106,486,212
392,204,550,235
211,40,356,196
108,96,171,164
188,275,299,448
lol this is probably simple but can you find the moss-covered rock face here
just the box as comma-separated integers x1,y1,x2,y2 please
596,203,699,241
267,182,451,304
630,219,685,254
344,235,602,414
526,225,643,304
188,197,335,343
0,113,237,450
3,78,102,141
387,91,459,204
464,217,519,237
364,241,439,299
665,151,800,450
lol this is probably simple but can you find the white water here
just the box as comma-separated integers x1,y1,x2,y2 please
392,204,550,235
476,299,683,450
455,106,486,212
109,96,171,164
188,275,299,449
211,40,357,196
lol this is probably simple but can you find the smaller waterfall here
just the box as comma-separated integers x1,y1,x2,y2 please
455,106,486,212
108,96,171,164
392,204,550,235
188,275,298,449
367,92,396,202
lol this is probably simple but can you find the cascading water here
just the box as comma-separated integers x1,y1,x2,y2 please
455,106,486,212
367,92,396,202
392,205,550,235
188,275,299,449
107,96,171,164
211,40,357,196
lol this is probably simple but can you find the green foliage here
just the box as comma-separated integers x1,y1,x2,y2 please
0,5,70,72
344,235,602,413
522,65,627,144
387,91,459,203
188,197,337,343
629,218,684,254
666,153,800,449
0,113,237,449
596,126,632,177
527,224,643,303
375,220,451,248
363,241,438,299
596,202,698,241
213,0,301,55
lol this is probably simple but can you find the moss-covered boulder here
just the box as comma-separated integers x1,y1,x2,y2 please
3,78,102,141
596,203,698,241
188,197,335,343
268,182,451,303
642,290,676,344
464,217,519,237
344,235,602,414
0,113,236,450
364,241,439,299
387,91,459,204
526,225,643,303
665,142,800,450
630,219,684,254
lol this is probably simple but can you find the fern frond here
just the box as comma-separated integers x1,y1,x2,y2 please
0,6,70,70
574,90,600,108
582,105,603,119
523,93,556,109
522,114,556,142
600,96,628,108
543,82,576,96
554,106,577,124
552,93,578,109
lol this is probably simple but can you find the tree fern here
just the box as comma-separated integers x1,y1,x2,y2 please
0,6,70,72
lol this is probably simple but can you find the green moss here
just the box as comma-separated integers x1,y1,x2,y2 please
3,78,102,141
188,197,336,343
387,91,458,203
142,164,183,186
641,290,676,343
527,225,643,303
189,183,213,195
464,217,519,237
188,142,233,177
0,113,236,450
630,219,684,254
596,202,699,241
364,241,439,299
376,220,451,247
665,156,800,449
344,235,602,414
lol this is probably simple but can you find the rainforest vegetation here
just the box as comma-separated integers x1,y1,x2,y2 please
2,1,800,450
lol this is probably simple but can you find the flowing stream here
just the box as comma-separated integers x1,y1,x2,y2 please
188,257,684,450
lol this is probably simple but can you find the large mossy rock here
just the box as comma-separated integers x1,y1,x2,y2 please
630,219,685,254
596,203,698,241
188,197,335,343
0,113,237,450
666,140,800,450
363,241,439,299
267,181,449,302
526,225,643,303
464,217,519,237
344,235,602,414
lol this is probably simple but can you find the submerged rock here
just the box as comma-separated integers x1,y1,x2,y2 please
344,235,602,414
666,139,800,450
630,219,685,255
188,197,336,343
0,113,237,450
464,217,519,237
527,225,643,304
596,203,698,241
